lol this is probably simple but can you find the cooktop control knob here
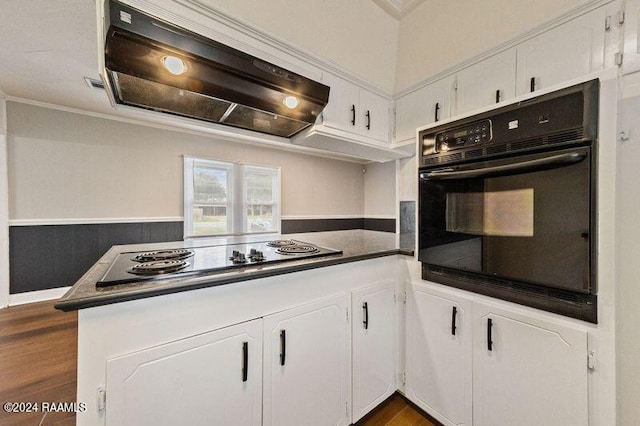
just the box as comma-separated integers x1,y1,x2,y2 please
230,251,247,264
250,250,265,262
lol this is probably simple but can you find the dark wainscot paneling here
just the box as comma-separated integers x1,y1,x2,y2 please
364,218,396,233
282,218,396,234
281,218,364,234
9,222,183,294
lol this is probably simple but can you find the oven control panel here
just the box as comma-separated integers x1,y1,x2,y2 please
434,119,492,152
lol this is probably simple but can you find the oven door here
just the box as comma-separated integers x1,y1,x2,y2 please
419,146,593,294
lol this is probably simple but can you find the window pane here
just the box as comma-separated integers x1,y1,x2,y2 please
246,169,276,233
193,166,229,235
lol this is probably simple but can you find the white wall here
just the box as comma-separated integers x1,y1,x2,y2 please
6,102,365,222
394,0,589,92
616,84,640,426
397,156,417,202
0,96,8,308
198,0,400,92
363,161,395,217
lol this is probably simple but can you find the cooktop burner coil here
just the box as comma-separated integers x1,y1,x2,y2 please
97,239,343,287
127,260,190,275
132,249,194,262
266,240,298,248
277,244,320,255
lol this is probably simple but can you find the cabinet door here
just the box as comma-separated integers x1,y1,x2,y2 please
455,49,516,116
394,76,453,145
359,89,391,144
321,72,361,133
473,303,588,426
263,294,350,426
405,283,472,426
105,319,262,426
351,281,396,422
516,7,606,95
623,0,640,74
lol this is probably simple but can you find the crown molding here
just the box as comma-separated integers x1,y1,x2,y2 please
372,0,425,20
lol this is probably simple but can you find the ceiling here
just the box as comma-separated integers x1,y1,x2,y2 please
0,0,113,114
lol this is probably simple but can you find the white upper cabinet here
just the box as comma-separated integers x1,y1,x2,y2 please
454,49,517,116
292,73,407,162
105,319,263,426
623,0,640,74
359,89,392,143
321,72,391,145
393,76,454,146
516,7,607,95
473,302,588,426
394,2,620,150
321,72,361,132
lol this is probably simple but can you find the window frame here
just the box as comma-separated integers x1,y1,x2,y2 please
183,156,281,238
242,164,281,235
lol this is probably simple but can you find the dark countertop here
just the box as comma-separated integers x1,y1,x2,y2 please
55,230,411,311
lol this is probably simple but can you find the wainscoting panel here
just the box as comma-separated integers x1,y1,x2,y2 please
9,222,183,294
281,218,365,234
281,218,396,234
363,218,396,233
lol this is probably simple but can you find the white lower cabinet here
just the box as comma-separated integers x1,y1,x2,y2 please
405,283,590,426
405,283,473,426
103,281,590,426
473,302,588,426
105,319,263,426
104,294,354,426
263,294,350,426
351,281,397,423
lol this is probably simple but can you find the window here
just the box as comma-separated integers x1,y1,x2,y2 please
184,157,280,237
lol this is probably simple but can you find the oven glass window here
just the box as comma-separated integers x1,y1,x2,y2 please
446,189,534,237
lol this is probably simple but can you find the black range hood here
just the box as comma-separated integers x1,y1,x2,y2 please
103,0,330,138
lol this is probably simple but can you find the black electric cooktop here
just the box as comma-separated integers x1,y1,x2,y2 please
97,239,342,287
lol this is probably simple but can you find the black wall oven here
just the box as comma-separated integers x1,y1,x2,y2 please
418,80,599,323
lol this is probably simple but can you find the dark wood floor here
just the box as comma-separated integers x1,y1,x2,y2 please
0,301,439,426
0,301,77,426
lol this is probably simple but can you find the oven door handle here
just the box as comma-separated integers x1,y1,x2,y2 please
420,151,587,180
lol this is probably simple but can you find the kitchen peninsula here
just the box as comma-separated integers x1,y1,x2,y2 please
56,229,409,425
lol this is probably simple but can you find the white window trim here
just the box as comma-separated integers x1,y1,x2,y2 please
183,156,281,238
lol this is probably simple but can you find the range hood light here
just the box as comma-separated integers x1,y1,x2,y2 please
283,95,299,109
161,56,187,75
